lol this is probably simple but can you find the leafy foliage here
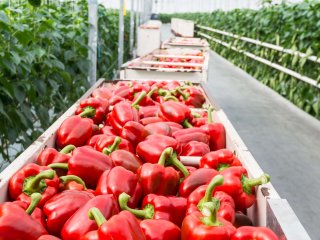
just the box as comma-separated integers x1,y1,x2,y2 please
159,1,320,118
0,0,130,168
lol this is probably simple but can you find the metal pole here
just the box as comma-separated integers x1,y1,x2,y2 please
88,0,98,85
129,0,135,54
140,0,144,24
118,0,124,69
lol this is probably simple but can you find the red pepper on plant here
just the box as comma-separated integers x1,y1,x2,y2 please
43,190,94,237
186,175,235,224
110,149,143,173
200,149,242,171
181,141,210,156
231,226,279,240
140,219,181,240
87,208,146,240
119,192,187,227
96,166,142,208
75,97,109,124
37,145,75,166
9,163,59,207
0,201,48,240
61,195,119,240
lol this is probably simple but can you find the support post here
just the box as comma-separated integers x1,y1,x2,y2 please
88,0,98,85
118,0,124,69
129,0,135,54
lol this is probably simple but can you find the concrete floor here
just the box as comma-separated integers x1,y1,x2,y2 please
160,24,320,239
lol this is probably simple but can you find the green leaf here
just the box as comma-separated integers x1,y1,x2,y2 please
0,11,9,24
2,59,16,74
51,59,65,70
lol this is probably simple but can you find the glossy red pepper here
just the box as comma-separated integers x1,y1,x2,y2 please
137,147,189,196
177,86,206,108
200,149,242,171
0,202,48,239
56,116,95,149
140,116,164,125
96,166,142,208
43,190,94,236
110,149,143,173
38,235,62,240
216,166,270,210
87,208,146,240
58,174,90,192
145,122,173,136
134,88,158,106
164,121,184,133
200,107,226,151
80,231,99,240
181,141,210,156
92,87,113,100
140,219,181,240
173,130,210,148
172,127,206,138
113,85,131,99
94,135,134,154
100,125,117,135
186,175,235,223
158,101,193,127
36,145,75,166
231,226,279,240
136,135,180,164
108,95,126,106
75,97,109,124
119,192,187,227
61,195,119,240
179,168,218,198
9,163,59,207
108,91,146,134
181,201,236,240
49,146,114,189
121,121,149,147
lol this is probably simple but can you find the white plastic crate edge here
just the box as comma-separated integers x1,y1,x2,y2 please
0,79,106,202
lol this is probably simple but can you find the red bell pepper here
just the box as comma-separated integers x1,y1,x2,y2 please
181,141,210,156
108,91,146,134
110,149,143,173
177,86,205,108
200,107,226,151
108,95,126,106
139,106,160,118
200,149,242,171
163,121,184,133
179,168,218,198
59,175,88,191
37,145,75,166
119,192,187,227
231,226,279,240
137,147,189,196
94,135,134,154
61,195,119,240
140,116,164,125
80,231,99,240
192,117,208,127
13,193,46,228
100,125,117,135
75,97,109,124
216,166,270,210
96,166,142,208
136,135,180,164
158,101,193,127
113,85,131,99
140,219,181,240
56,116,95,149
43,190,94,236
145,122,173,136
173,129,210,148
0,202,48,239
134,88,158,106
172,127,206,138
49,146,114,189
87,208,146,240
186,175,235,223
181,202,236,240
121,121,149,147
9,163,59,207
38,235,62,240
92,87,113,100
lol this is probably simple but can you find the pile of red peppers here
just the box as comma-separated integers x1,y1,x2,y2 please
1,80,279,240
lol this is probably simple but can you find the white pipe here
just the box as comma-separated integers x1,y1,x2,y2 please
197,25,320,64
198,32,320,89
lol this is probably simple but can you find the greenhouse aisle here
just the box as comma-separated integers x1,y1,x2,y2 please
205,52,320,239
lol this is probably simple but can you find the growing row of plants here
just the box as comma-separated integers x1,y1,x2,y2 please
0,0,131,168
160,1,320,119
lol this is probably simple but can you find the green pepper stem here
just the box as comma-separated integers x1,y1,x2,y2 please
88,207,107,227
59,144,76,154
176,88,189,100
26,193,42,215
207,106,214,124
191,111,202,118
164,95,179,102
158,88,170,96
79,106,96,118
132,91,147,107
158,147,174,165
60,175,87,189
169,153,189,177
202,175,224,203
242,174,270,194
118,193,154,219
48,163,69,170
217,164,230,172
147,88,158,97
201,201,222,227
102,136,122,155
23,170,55,196
182,119,193,128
